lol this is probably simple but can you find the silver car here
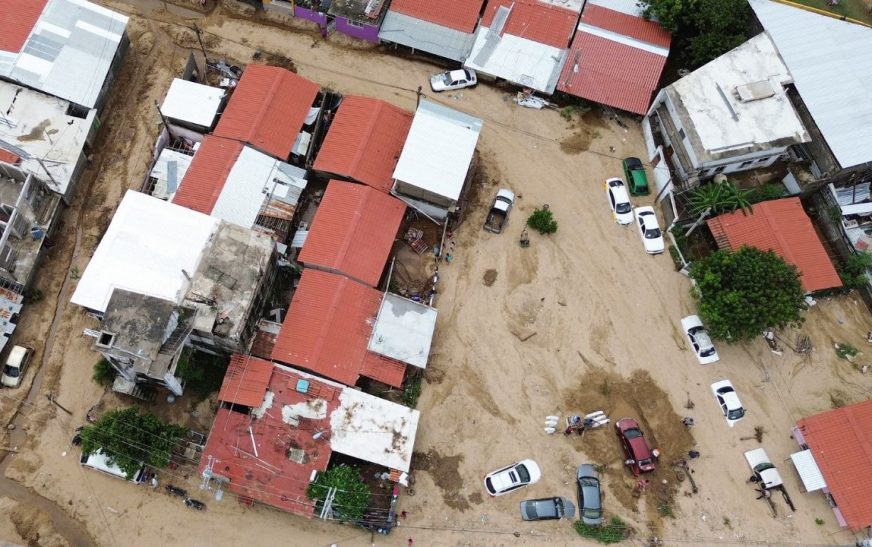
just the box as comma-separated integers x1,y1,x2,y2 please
430,69,477,92
519,497,576,521
576,464,603,525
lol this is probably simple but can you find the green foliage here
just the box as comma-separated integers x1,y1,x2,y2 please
837,251,872,289
401,374,422,408
574,516,632,544
834,343,858,360
92,358,116,386
747,184,787,204
24,288,43,304
527,208,558,235
80,408,186,480
307,464,371,521
659,504,675,518
559,102,591,122
175,348,230,401
815,517,825,526
689,247,805,342
687,181,753,216
668,245,684,271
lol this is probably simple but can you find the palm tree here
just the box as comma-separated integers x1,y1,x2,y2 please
687,181,753,217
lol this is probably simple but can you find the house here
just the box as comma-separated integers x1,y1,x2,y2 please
159,79,225,134
705,197,840,293
199,355,419,520
378,0,486,62
297,181,406,288
327,0,392,43
368,292,437,370
71,191,276,394
391,99,482,223
791,399,872,531
0,0,129,113
147,149,194,201
558,0,671,115
463,0,582,94
312,96,413,193
643,33,810,195
0,82,99,203
172,135,308,240
213,65,320,161
271,269,409,388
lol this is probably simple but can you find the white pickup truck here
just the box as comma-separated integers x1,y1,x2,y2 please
744,448,783,489
484,188,515,234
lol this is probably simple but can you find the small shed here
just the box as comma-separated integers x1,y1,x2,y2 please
367,293,436,369
160,78,225,132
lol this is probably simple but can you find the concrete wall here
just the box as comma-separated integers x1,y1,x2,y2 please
295,5,328,25
335,17,381,42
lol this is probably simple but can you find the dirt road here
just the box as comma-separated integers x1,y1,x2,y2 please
1,2,870,546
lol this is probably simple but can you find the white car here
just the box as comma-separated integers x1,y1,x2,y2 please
711,380,746,427
681,315,720,364
430,69,477,92
1,345,33,388
484,459,541,496
605,178,633,225
634,206,664,254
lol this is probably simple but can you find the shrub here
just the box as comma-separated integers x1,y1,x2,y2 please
92,358,116,386
401,374,422,408
837,251,872,289
527,208,558,235
574,516,632,544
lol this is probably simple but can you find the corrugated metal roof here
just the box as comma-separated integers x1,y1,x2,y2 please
272,269,407,387
796,399,872,531
0,0,46,54
379,11,478,61
298,181,406,287
706,198,841,293
214,64,320,160
313,96,413,193
0,149,21,166
173,136,243,215
360,352,407,387
387,0,484,33
217,353,274,407
790,450,827,492
481,0,579,49
750,0,872,169
580,4,670,48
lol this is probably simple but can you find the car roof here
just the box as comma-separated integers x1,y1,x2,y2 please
719,390,742,409
694,330,714,348
609,183,630,202
628,435,652,459
641,214,659,229
449,69,467,79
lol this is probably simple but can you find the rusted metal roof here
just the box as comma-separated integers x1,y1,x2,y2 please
313,96,413,193
360,352,407,387
217,353,274,407
796,399,872,531
389,0,485,33
481,0,579,49
298,181,406,288
173,136,243,214
557,5,670,115
0,149,21,166
271,269,407,388
706,197,841,293
214,64,319,160
0,0,46,54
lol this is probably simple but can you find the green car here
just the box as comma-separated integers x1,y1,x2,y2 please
622,157,650,196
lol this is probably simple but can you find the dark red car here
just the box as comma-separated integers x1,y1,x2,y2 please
615,418,656,475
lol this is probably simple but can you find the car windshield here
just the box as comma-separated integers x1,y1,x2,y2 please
464,70,473,80
623,427,642,439
700,347,717,357
3,365,19,377
616,203,631,214
728,408,746,420
645,228,662,239
638,458,652,467
516,464,530,483
580,477,599,487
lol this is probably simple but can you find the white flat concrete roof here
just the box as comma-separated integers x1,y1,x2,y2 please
464,28,567,93
667,33,809,163
368,293,436,369
149,148,193,200
750,0,872,169
160,79,224,129
330,387,420,472
393,99,481,202
0,81,95,197
71,190,218,313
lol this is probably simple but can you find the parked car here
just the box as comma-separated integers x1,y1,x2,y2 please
576,464,603,525
519,496,575,521
681,315,720,364
484,459,541,496
484,188,515,233
605,178,633,225
634,206,664,254
744,448,783,489
1,345,34,388
622,157,649,195
710,380,746,427
430,69,477,92
615,418,656,475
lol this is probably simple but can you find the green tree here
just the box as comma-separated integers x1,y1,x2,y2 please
527,208,558,235
837,251,872,289
689,246,805,342
80,408,186,479
307,464,371,521
686,181,753,216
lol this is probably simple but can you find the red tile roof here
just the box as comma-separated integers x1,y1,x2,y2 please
214,65,319,160
0,0,46,54
389,0,485,33
298,181,406,288
217,354,274,407
706,198,841,293
172,136,242,214
271,269,406,387
313,96,413,193
199,365,341,517
557,5,671,115
796,399,872,531
481,0,579,49
0,149,22,166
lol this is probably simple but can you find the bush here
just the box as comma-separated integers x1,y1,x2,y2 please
837,251,872,289
401,374,422,408
307,464,371,521
527,208,558,235
92,358,116,386
574,516,632,544
748,184,786,204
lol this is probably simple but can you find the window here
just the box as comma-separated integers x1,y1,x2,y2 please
678,128,686,140
345,19,364,28
740,161,754,168
66,103,90,119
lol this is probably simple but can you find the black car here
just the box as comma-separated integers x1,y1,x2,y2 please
519,497,576,521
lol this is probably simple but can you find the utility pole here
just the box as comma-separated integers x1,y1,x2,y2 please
154,100,175,139
191,24,209,65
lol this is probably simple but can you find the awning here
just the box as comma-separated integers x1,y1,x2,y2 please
790,450,827,492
